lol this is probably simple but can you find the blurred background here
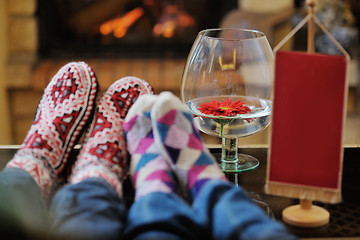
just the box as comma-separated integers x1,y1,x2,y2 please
0,0,359,146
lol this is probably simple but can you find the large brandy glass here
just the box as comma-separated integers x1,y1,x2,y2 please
181,28,274,173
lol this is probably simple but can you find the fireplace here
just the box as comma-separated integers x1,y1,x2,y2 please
5,0,238,143
37,0,238,58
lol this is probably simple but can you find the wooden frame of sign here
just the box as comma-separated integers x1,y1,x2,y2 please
265,0,350,228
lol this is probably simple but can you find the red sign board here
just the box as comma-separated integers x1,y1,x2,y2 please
266,51,347,203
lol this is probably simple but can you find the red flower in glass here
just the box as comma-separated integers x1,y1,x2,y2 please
199,98,251,117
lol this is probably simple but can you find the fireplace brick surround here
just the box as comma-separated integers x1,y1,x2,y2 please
5,0,37,90
1,0,38,144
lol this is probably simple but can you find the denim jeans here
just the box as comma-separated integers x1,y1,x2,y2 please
0,168,49,239
124,180,297,240
0,168,297,240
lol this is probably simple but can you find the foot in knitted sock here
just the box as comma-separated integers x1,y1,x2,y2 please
151,92,227,201
124,94,178,200
69,77,154,196
6,62,98,198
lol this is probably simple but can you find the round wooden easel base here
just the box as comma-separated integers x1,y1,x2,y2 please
282,204,330,228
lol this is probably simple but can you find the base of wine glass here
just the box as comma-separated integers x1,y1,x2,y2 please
214,153,259,173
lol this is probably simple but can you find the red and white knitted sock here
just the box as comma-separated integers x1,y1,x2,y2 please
69,77,154,196
6,62,98,198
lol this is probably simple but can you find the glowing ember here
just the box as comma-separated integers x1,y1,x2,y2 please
99,3,195,39
152,4,194,38
100,7,144,38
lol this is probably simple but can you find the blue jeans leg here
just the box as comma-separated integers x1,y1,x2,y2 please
193,180,297,240
0,168,50,238
50,177,127,240
124,180,296,240
124,192,212,240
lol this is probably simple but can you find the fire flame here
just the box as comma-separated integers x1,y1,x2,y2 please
99,3,195,39
100,7,144,38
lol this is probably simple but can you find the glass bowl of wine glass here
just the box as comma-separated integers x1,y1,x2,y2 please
181,28,274,173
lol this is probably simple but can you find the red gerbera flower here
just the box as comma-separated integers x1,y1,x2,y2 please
199,98,251,117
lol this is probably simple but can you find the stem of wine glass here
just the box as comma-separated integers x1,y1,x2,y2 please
221,137,239,172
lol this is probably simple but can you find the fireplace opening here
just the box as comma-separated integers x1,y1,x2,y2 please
37,0,238,59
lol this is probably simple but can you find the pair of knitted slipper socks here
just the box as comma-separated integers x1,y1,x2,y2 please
7,62,154,199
